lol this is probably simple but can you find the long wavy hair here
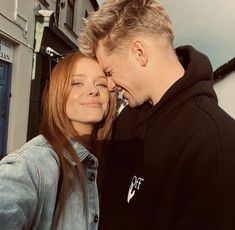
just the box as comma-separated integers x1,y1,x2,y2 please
40,52,116,227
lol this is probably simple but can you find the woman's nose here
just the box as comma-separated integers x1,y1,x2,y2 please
88,85,100,96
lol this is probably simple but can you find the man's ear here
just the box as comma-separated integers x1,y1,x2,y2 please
131,40,148,67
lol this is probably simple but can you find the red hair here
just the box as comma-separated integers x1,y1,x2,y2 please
40,52,116,226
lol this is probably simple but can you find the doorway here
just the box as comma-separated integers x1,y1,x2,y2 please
0,60,11,158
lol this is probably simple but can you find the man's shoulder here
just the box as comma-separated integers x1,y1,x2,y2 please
196,95,235,132
116,103,150,124
113,103,150,139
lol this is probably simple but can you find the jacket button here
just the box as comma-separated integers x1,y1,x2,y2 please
93,215,99,223
89,173,96,182
85,156,95,166
88,157,95,166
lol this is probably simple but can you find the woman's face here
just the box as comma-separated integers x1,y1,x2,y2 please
66,57,109,135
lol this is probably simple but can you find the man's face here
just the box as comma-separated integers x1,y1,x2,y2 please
96,43,149,108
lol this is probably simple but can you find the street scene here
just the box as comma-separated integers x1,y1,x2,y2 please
0,0,235,229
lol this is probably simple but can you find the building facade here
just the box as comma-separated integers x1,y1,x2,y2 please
0,0,98,158
0,0,35,158
213,58,235,119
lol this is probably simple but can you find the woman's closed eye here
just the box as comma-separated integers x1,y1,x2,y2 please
95,77,108,88
96,82,108,88
71,81,83,86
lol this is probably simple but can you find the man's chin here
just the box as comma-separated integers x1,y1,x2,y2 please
128,104,136,108
127,100,139,108
124,94,142,108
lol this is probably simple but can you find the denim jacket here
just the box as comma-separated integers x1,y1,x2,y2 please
0,135,99,230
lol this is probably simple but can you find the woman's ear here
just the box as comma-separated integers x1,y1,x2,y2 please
131,40,148,67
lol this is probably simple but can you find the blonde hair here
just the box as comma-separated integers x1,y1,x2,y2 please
79,0,174,57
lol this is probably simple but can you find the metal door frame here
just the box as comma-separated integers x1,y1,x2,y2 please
0,60,12,158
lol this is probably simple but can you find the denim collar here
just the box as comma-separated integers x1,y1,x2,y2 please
66,138,98,167
36,135,97,166
71,140,90,162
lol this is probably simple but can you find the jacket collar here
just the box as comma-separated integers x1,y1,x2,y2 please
37,134,97,166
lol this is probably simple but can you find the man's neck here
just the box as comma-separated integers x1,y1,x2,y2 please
149,51,185,105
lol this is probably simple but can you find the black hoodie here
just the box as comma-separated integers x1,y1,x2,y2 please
99,46,235,230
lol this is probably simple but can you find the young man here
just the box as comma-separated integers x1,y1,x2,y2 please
79,0,235,229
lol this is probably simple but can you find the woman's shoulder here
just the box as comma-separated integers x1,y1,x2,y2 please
0,135,60,228
1,135,59,174
16,134,52,153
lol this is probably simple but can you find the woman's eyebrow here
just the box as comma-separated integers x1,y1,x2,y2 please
72,74,106,80
97,75,106,79
72,74,85,77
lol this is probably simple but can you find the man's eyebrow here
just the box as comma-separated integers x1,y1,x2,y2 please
103,68,112,77
103,66,110,73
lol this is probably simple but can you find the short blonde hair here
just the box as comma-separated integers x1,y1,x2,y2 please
79,0,174,57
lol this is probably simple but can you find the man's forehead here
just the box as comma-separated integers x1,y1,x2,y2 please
96,43,106,59
96,45,109,70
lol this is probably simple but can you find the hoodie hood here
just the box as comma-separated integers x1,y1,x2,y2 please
156,45,217,111
131,45,218,128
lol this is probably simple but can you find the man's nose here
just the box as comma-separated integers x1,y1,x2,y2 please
107,77,116,92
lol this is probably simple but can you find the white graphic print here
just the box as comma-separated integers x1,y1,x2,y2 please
127,176,144,203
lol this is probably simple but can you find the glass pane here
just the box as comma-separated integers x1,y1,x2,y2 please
0,84,4,114
68,0,74,6
0,66,4,81
85,10,89,18
66,6,73,28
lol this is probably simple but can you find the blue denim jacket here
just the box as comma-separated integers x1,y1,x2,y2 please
0,135,99,230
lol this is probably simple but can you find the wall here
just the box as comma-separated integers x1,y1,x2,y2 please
0,0,35,153
214,71,235,119
57,0,95,46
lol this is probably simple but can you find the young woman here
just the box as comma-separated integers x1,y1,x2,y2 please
0,52,116,229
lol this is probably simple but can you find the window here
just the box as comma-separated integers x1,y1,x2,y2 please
66,0,75,29
85,10,89,18
38,0,50,7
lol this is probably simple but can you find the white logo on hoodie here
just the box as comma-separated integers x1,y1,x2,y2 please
127,176,144,203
